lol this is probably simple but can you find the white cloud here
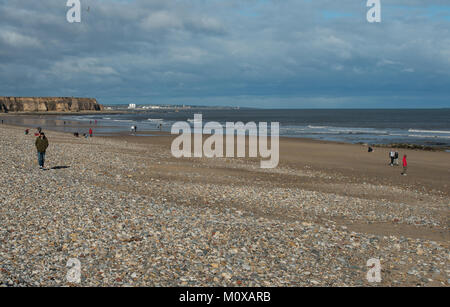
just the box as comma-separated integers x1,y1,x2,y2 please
141,11,182,30
0,30,41,48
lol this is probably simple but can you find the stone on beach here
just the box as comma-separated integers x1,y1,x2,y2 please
0,125,448,287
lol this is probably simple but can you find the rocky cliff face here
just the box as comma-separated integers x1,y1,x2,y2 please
0,97,104,113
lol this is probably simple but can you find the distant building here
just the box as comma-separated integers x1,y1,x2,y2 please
141,105,161,110
128,103,136,109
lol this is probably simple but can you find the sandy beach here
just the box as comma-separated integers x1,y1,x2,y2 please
0,123,448,287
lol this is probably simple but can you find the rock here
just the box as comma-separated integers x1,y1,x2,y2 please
0,97,103,113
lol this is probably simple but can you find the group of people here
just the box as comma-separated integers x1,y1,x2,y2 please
24,126,95,169
388,150,408,176
389,151,400,166
73,128,93,138
131,125,138,134
368,146,409,176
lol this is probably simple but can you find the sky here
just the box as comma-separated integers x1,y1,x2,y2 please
0,0,449,108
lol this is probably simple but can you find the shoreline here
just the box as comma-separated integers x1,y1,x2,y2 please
1,113,449,151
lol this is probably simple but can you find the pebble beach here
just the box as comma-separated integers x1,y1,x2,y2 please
0,124,448,287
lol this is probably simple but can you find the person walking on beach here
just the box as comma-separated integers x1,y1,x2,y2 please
389,151,395,166
89,128,93,137
401,154,408,176
35,132,49,169
394,151,399,166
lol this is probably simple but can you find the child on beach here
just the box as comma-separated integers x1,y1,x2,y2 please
401,154,408,176
35,132,49,169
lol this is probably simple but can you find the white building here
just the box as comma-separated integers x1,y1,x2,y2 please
128,103,136,109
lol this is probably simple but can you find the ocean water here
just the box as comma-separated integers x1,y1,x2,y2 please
58,109,450,146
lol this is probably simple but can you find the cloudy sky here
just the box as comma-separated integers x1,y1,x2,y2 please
0,0,449,108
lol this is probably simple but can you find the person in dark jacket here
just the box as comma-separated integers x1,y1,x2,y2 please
394,151,399,166
389,151,395,166
35,132,49,169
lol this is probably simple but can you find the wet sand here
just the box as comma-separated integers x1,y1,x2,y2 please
106,132,450,199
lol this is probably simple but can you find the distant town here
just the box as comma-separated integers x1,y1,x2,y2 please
103,104,242,111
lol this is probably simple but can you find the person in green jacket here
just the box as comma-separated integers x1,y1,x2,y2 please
35,132,49,169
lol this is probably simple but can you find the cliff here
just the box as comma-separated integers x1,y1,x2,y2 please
0,97,104,113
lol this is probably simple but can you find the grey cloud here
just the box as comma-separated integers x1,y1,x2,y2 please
0,0,449,107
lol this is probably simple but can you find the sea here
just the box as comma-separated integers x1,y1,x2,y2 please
54,108,450,147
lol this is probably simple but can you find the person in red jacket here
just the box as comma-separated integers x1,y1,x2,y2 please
89,128,93,137
401,154,407,176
